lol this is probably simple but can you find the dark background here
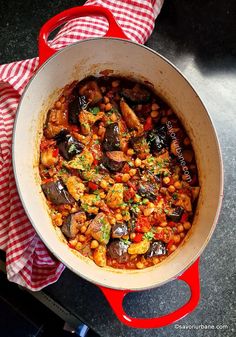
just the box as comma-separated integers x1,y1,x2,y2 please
0,1,236,337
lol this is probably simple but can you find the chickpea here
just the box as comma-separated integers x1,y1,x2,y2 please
163,176,170,185
151,103,159,111
183,221,192,230
130,233,136,240
180,232,185,238
129,168,137,176
80,225,87,233
105,103,112,111
115,213,123,221
160,221,168,227
135,158,142,167
168,185,176,193
112,80,120,88
127,148,135,156
90,240,99,249
100,179,108,189
109,217,116,225
78,235,86,242
68,238,78,248
122,173,130,182
174,181,182,189
100,192,106,199
93,134,98,140
153,257,160,265
169,244,177,253
104,96,110,104
60,96,65,103
177,224,184,233
173,234,181,243
136,262,145,269
75,242,83,250
183,137,190,146
151,110,159,118
55,101,62,109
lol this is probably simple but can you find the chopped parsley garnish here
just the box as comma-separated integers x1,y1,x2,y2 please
121,238,131,245
89,106,100,115
144,232,154,241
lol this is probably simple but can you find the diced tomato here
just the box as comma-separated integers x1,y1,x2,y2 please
88,182,99,191
40,139,55,151
180,213,188,223
93,158,99,166
127,181,137,191
154,231,164,240
167,239,175,251
114,174,123,183
70,125,79,132
168,221,177,228
135,216,151,233
68,243,75,249
124,188,135,202
52,148,59,157
42,178,54,184
144,116,153,131
133,233,143,243
121,163,130,173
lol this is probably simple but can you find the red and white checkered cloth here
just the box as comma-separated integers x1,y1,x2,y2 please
0,0,164,290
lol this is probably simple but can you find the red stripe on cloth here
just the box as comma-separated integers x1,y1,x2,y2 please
0,0,164,290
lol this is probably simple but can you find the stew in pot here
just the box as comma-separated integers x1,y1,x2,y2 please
39,75,200,269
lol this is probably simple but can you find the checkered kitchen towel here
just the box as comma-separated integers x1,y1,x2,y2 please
0,0,164,290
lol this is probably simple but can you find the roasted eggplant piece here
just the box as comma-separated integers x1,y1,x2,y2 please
129,135,150,155
102,123,120,151
68,95,88,124
138,181,157,201
86,212,111,244
41,180,75,205
79,80,102,105
44,109,67,139
56,131,84,160
107,239,130,263
121,84,151,104
145,241,167,257
148,125,169,154
111,223,128,238
167,206,184,222
61,211,87,239
101,151,127,172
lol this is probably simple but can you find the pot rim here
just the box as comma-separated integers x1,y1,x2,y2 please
12,37,224,290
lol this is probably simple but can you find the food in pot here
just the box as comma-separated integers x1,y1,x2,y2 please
39,75,200,270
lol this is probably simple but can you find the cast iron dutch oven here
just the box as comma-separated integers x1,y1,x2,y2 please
13,6,223,328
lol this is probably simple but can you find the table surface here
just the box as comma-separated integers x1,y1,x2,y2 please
1,1,235,336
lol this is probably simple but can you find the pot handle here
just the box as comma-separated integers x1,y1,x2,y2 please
99,258,200,329
38,5,128,66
